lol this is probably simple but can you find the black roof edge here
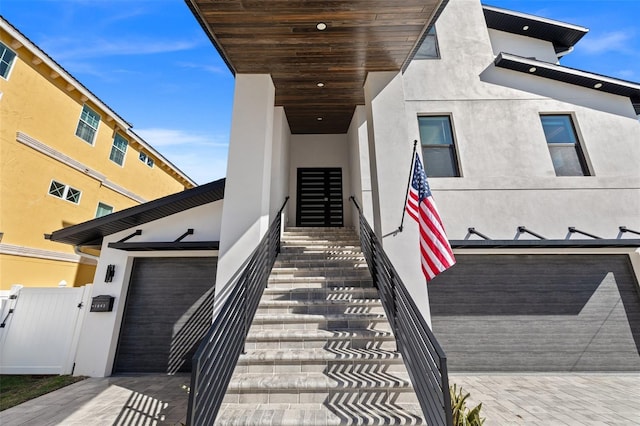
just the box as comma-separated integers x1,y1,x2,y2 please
495,53,640,114
482,4,588,50
49,178,225,246
451,239,640,249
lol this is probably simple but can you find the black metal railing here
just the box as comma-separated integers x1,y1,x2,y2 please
350,197,453,426
186,197,289,426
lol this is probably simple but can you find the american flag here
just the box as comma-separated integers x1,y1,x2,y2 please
405,153,456,281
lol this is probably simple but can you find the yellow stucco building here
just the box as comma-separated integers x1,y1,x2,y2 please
0,17,196,289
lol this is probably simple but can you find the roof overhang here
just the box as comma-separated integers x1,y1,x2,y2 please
482,4,589,53
495,53,640,114
49,179,225,247
186,0,449,134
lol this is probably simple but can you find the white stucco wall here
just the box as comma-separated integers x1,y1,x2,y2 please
487,29,559,63
347,105,373,228
73,200,223,377
215,74,275,311
270,107,292,222
400,0,640,241
287,134,354,228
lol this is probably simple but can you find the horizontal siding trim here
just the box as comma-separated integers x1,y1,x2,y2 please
16,131,146,203
0,243,96,265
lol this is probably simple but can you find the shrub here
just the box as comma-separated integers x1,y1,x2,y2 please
450,383,485,426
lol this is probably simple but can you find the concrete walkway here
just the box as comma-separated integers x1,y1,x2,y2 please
1,373,639,425
450,373,640,425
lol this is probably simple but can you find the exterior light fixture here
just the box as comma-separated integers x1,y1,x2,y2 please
317,117,323,121
529,67,537,73
105,264,116,282
594,82,603,89
522,25,529,31
316,22,327,31
317,82,325,87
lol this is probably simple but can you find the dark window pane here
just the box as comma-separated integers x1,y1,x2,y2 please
423,146,458,177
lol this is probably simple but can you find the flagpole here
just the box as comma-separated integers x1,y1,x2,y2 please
398,140,418,232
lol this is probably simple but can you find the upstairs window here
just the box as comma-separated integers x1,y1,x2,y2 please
0,42,17,79
48,180,81,204
414,27,440,59
418,116,460,177
540,115,589,176
75,105,100,145
95,202,113,217
109,133,128,166
139,152,154,168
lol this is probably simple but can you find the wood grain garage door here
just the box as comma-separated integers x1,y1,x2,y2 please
114,257,216,374
429,254,640,371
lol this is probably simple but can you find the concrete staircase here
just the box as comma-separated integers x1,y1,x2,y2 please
216,227,425,425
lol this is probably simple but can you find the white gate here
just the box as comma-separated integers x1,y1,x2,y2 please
0,285,93,374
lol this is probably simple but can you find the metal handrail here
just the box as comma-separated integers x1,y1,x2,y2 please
187,197,289,426
350,196,453,426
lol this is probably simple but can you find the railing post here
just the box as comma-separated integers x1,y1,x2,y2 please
389,269,400,353
242,278,248,354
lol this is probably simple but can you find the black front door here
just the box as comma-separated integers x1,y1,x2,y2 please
296,168,343,227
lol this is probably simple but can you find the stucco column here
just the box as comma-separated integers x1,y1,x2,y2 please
363,71,432,324
215,74,275,313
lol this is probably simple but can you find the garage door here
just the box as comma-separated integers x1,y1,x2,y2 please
114,257,217,374
429,254,640,371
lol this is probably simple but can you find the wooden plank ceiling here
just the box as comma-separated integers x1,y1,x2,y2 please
187,0,446,134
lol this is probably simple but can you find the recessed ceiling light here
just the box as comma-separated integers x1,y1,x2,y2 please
523,25,529,31
317,117,323,121
316,22,327,31
317,82,325,87
529,67,537,73
594,82,603,89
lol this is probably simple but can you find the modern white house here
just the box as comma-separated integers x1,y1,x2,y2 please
44,0,640,422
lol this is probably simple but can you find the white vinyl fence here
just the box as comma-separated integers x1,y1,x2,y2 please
0,284,93,374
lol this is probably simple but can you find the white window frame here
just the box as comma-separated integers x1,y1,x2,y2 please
109,133,128,166
95,202,114,217
75,105,101,145
48,180,82,204
139,151,154,168
0,41,17,80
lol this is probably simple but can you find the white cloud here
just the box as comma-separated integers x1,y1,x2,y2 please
177,61,226,75
616,69,636,79
135,128,229,184
135,128,228,148
579,30,636,55
40,37,200,60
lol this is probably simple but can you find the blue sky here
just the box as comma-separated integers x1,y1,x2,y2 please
1,0,638,184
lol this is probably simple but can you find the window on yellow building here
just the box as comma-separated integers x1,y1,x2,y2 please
139,151,154,168
48,180,82,204
95,202,113,217
110,133,128,166
0,42,17,80
75,105,100,145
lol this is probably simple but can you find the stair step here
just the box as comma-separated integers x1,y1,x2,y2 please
261,287,379,301
267,277,374,289
245,328,396,350
270,268,370,280
238,348,401,362
225,371,414,393
216,403,425,426
256,299,384,315
249,313,391,332
275,259,366,268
